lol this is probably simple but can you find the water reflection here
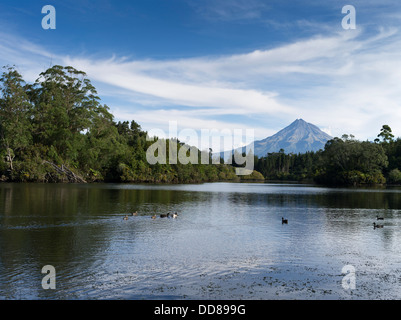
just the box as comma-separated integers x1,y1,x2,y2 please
1,182,401,299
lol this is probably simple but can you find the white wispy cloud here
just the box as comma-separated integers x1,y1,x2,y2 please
186,0,270,21
64,55,293,115
1,23,401,142
0,31,58,82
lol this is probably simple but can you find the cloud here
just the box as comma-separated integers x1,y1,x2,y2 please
64,55,293,116
1,23,401,142
186,0,270,21
60,30,366,125
0,31,58,82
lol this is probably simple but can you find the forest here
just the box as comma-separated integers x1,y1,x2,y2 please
254,127,401,186
0,65,241,183
1,65,400,186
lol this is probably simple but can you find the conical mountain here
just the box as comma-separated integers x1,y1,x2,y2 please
219,119,332,159
252,119,332,156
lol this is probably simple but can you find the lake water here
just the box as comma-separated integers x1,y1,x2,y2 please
1,182,401,300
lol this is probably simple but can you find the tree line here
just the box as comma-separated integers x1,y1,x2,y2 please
1,65,399,186
0,65,241,183
254,126,401,186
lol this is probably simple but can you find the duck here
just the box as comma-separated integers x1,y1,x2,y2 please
282,217,288,224
132,211,138,216
160,213,170,218
376,215,384,220
373,222,384,228
151,215,157,220
172,212,178,218
123,215,129,221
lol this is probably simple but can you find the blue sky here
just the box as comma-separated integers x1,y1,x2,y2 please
1,0,401,149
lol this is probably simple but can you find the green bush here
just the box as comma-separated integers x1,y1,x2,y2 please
241,170,265,180
388,168,401,184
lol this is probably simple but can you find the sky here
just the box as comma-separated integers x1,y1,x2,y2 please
1,0,401,150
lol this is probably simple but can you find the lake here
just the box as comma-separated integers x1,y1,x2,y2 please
1,182,401,300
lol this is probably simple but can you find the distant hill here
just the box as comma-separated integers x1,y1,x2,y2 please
220,119,332,159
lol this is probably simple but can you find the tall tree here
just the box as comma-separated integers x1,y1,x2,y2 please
319,135,388,185
29,65,100,161
377,125,394,143
0,66,32,172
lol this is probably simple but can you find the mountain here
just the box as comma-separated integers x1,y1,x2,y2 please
252,119,332,156
220,119,332,159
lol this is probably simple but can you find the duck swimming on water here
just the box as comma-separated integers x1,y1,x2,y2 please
282,217,288,224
